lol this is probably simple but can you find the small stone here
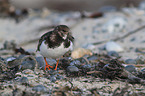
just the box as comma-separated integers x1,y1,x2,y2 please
135,55,145,64
71,48,92,59
102,17,127,33
21,57,36,70
81,64,92,72
32,85,47,93
87,55,98,61
141,68,145,72
19,77,28,84
50,76,57,82
3,40,16,50
67,66,79,73
105,41,124,52
107,51,119,57
6,57,16,62
125,65,136,73
125,59,136,64
36,56,45,69
70,60,81,67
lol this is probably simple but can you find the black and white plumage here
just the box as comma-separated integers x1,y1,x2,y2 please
36,25,74,70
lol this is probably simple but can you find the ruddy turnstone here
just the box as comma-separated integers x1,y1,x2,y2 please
36,25,74,70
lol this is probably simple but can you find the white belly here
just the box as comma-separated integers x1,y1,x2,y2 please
39,41,73,58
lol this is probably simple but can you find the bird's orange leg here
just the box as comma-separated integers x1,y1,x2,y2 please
54,59,59,70
44,57,53,70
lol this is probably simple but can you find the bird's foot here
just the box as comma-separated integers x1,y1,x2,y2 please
45,64,53,70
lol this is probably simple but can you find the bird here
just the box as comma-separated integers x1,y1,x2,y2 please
36,25,74,70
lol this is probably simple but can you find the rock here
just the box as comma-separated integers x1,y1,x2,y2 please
105,41,124,52
50,76,57,82
19,77,29,84
141,68,145,72
87,55,98,61
83,43,96,51
67,66,79,73
32,85,47,93
36,56,45,69
125,65,136,73
135,55,145,64
20,56,37,70
3,40,16,50
107,51,119,57
71,48,92,59
125,59,136,64
7,57,21,68
102,17,127,33
70,60,81,67
81,64,92,72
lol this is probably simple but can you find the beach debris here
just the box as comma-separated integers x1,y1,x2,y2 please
71,48,92,59
3,40,17,50
107,51,119,57
14,47,31,55
125,59,136,64
125,65,136,73
105,41,124,52
102,17,127,33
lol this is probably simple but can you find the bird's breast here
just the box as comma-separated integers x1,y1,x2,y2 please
39,41,73,58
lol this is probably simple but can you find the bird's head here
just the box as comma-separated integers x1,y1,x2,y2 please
54,25,70,40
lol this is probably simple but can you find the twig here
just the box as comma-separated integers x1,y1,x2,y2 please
93,24,145,45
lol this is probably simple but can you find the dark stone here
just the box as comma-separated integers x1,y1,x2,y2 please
125,59,136,64
36,56,45,69
19,77,28,84
21,58,36,70
107,51,119,57
125,65,136,73
67,66,79,73
50,76,57,82
87,55,98,61
32,85,47,92
70,60,81,67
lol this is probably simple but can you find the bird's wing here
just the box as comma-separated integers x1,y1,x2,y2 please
36,32,51,51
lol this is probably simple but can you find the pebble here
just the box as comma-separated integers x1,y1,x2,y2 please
71,48,93,59
102,17,127,33
107,51,119,57
36,56,45,69
32,85,47,93
141,68,145,72
19,77,29,84
3,40,16,50
70,60,81,67
21,59,36,70
81,64,92,71
67,66,79,73
87,55,98,61
105,41,124,52
6,57,16,62
125,59,136,64
125,65,136,73
135,55,145,64
50,76,57,82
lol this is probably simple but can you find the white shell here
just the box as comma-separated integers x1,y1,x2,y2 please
39,41,73,58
